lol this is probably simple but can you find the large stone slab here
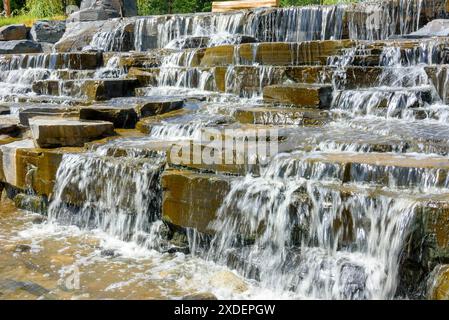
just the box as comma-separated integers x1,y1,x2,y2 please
0,24,27,41
18,105,79,126
162,169,233,235
103,50,176,69
79,97,184,128
263,84,333,108
30,20,66,44
29,118,115,148
0,40,42,54
0,140,83,196
0,139,35,188
1,52,102,70
200,41,355,67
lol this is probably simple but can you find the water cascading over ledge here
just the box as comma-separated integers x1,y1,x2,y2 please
47,144,167,248
55,0,448,52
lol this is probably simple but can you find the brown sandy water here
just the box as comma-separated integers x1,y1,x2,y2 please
0,198,263,300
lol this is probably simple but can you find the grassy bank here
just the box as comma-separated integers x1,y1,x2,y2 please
0,15,65,28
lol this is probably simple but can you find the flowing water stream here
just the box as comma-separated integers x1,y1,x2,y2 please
1,1,449,300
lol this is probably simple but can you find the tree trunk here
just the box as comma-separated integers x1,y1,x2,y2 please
3,0,11,17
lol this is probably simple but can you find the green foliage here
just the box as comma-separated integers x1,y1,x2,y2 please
137,0,169,15
173,0,199,13
24,0,64,18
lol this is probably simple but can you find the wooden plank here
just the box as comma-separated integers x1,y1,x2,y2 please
212,0,280,13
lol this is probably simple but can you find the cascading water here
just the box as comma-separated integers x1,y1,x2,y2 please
83,0,443,53
47,147,167,249
3,0,448,301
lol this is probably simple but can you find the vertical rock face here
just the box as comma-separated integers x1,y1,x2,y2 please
70,0,137,22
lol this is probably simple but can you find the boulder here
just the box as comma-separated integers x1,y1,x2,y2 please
69,0,137,22
0,40,42,54
30,20,66,44
0,24,27,41
29,118,115,148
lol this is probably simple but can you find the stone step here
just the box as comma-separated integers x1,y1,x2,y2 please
2,103,79,126
341,118,449,155
263,83,333,108
29,118,115,148
160,167,449,262
286,151,449,188
332,86,435,116
162,169,233,235
0,115,21,136
199,40,357,67
336,47,384,56
0,52,101,70
6,95,87,106
32,79,139,101
325,55,380,66
136,108,192,134
0,130,145,196
127,65,385,96
79,97,184,128
51,69,97,81
103,50,176,69
127,67,159,86
134,86,221,102
234,106,329,125
216,65,385,94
